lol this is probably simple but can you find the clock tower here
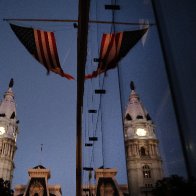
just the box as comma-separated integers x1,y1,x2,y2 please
124,82,163,196
0,79,19,182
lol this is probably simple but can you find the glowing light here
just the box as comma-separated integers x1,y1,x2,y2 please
0,126,5,135
136,128,147,136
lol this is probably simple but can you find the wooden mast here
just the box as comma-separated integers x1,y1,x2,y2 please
76,0,90,196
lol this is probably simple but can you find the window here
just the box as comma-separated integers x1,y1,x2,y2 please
136,115,143,119
125,114,132,120
143,165,151,178
140,147,146,156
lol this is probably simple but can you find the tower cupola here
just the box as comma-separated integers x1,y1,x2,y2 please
0,78,16,121
125,81,150,122
123,81,164,196
0,79,19,182
124,82,155,140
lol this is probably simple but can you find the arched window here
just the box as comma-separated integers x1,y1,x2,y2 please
146,113,151,120
140,147,146,156
125,114,132,120
143,165,151,178
136,115,143,119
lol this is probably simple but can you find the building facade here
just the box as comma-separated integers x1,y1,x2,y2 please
14,165,62,196
124,82,164,196
82,168,128,196
0,79,19,182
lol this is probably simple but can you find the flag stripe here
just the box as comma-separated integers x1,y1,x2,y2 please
37,30,49,70
95,32,122,74
34,30,45,66
44,32,54,69
99,33,115,72
40,31,52,70
85,28,148,79
51,32,61,68
116,32,123,56
107,32,123,68
97,34,108,73
100,34,109,60
104,34,116,66
34,30,49,70
47,32,58,68
103,34,115,62
105,32,122,66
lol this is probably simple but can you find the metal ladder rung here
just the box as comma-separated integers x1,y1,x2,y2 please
88,110,97,113
89,137,98,141
95,89,106,94
105,4,120,10
85,143,93,147
83,167,93,171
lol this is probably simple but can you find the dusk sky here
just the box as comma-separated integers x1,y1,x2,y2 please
0,0,187,195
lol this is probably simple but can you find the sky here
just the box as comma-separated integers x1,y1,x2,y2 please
0,0,187,195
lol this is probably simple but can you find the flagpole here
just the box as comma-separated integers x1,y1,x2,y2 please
3,18,155,26
76,0,90,196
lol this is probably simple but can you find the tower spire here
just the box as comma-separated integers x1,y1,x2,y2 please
124,82,164,196
126,81,147,121
0,79,16,119
0,79,19,183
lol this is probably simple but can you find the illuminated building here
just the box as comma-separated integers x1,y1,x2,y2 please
0,79,18,182
82,168,128,196
124,82,164,196
14,165,62,196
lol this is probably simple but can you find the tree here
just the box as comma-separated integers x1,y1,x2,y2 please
152,175,196,196
0,178,14,196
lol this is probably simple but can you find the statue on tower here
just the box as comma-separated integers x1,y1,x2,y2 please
130,81,135,91
9,78,14,88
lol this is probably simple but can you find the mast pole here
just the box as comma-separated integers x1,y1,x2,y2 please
76,0,90,196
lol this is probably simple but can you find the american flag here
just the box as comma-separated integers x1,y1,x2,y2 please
85,28,148,79
10,24,74,80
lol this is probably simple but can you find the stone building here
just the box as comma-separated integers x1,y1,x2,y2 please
14,165,62,196
124,82,164,196
0,79,19,183
0,79,164,196
82,168,128,196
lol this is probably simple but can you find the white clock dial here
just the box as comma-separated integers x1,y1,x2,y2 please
136,128,147,136
0,126,5,135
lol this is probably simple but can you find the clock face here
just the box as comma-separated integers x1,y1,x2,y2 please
136,128,147,136
0,126,5,135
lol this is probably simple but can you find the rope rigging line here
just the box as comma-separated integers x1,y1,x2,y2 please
84,10,110,193
88,0,121,176
83,0,138,191
82,2,102,187
83,77,97,186
88,0,121,183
